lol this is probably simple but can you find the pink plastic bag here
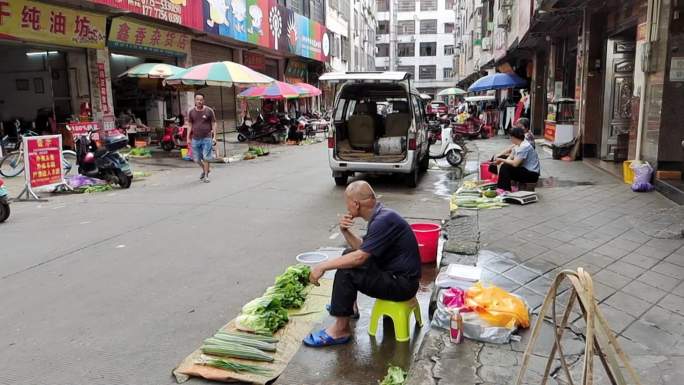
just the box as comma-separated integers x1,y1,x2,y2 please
442,287,465,308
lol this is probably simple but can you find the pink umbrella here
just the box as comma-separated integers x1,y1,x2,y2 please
238,81,302,99
293,83,322,97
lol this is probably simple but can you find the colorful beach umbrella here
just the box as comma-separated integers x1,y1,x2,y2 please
118,63,185,79
293,83,322,97
437,87,467,96
468,73,527,92
164,61,274,87
238,81,302,99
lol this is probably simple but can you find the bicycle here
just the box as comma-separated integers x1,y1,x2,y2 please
0,131,77,178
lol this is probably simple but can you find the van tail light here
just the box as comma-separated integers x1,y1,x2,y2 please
408,138,416,150
328,136,335,148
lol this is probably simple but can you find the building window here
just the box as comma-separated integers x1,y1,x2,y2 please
419,65,436,80
376,0,389,12
311,0,324,23
397,0,415,12
419,42,436,56
397,65,415,77
397,20,415,35
341,36,349,61
444,23,454,33
443,67,453,79
420,0,437,11
420,19,437,34
444,45,454,55
377,20,389,35
445,0,454,9
340,0,350,20
330,0,338,10
355,47,360,70
377,43,389,57
376,66,389,72
397,43,415,57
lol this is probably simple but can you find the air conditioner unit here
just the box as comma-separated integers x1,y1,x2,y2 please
496,10,510,28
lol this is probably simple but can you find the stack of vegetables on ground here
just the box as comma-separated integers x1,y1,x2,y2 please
380,365,407,385
198,265,312,374
450,182,507,211
244,146,269,160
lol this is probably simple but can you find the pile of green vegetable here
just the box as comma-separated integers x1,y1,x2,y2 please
127,147,152,158
235,264,311,334
380,366,407,385
450,186,508,210
82,184,113,193
199,331,279,373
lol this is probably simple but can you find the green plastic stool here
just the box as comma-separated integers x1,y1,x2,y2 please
368,298,423,342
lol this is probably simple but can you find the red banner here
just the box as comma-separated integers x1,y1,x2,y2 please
97,62,110,115
24,135,63,188
67,121,100,136
90,0,204,30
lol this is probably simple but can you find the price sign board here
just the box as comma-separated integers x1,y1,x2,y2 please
67,121,99,136
24,135,64,189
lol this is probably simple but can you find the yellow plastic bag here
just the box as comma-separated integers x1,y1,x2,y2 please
465,283,530,329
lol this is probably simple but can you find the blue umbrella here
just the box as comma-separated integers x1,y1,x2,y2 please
468,73,527,92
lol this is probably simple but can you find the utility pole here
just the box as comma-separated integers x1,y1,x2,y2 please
389,0,397,71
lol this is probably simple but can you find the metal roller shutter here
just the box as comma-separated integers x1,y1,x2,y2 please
190,41,237,132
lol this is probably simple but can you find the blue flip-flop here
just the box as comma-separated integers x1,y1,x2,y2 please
325,304,360,319
303,330,351,347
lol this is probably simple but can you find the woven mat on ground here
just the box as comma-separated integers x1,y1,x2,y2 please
173,279,333,384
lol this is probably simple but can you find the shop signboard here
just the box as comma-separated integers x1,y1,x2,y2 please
203,0,329,63
0,0,106,48
67,121,99,136
285,59,307,83
24,135,64,189
97,62,110,115
108,17,189,56
90,0,203,30
243,51,266,71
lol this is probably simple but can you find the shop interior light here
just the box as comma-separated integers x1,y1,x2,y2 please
26,51,58,56
110,53,137,60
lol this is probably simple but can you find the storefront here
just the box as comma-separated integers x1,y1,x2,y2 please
0,0,107,147
106,16,191,137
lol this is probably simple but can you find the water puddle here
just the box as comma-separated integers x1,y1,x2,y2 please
538,177,595,188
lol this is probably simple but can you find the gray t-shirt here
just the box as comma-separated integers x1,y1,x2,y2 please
514,140,541,174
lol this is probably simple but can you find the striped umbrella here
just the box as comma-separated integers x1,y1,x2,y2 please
437,87,467,96
293,83,322,97
238,81,302,100
118,63,185,79
164,61,274,87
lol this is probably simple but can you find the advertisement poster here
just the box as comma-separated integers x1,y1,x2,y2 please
203,0,329,62
109,17,190,56
0,0,106,48
24,135,63,189
67,122,100,136
90,0,204,30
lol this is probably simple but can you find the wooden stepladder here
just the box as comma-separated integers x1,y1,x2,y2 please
515,268,643,385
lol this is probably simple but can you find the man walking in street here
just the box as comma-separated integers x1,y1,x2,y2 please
187,93,217,183
304,181,421,347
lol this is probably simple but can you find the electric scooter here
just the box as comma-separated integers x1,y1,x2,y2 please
0,177,9,223
160,117,187,151
429,124,464,167
75,129,133,188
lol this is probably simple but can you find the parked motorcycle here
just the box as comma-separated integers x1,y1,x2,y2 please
429,124,464,167
160,116,187,152
75,129,133,188
237,113,286,143
0,177,10,223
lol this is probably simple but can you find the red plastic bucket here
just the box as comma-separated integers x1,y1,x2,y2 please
411,223,441,264
480,162,498,182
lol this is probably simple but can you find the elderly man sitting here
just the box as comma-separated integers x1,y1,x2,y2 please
304,181,421,347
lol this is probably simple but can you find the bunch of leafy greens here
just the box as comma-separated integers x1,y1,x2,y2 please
265,265,311,308
379,366,406,385
236,295,288,335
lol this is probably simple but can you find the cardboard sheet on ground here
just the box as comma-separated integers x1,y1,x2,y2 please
173,279,333,384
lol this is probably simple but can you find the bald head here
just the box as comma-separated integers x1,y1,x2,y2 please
345,180,376,201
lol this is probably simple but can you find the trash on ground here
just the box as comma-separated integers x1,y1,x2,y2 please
65,175,107,189
379,365,407,385
631,161,655,192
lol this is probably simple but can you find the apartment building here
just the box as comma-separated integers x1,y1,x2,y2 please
375,0,457,96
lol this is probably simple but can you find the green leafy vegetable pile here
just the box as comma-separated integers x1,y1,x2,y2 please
265,265,311,308
235,296,289,335
128,147,152,157
379,366,406,385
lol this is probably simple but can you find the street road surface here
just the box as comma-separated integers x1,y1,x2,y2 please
0,143,450,385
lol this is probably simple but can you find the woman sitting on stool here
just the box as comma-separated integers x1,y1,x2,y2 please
493,127,541,193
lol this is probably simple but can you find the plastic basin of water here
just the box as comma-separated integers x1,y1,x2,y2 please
296,252,329,265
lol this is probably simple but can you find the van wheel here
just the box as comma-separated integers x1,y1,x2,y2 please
419,153,430,172
405,167,419,188
334,175,348,186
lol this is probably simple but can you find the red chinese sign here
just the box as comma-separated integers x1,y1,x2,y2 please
97,62,110,114
24,135,63,188
90,0,203,30
67,121,99,136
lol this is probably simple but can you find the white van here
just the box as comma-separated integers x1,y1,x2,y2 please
319,72,430,187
